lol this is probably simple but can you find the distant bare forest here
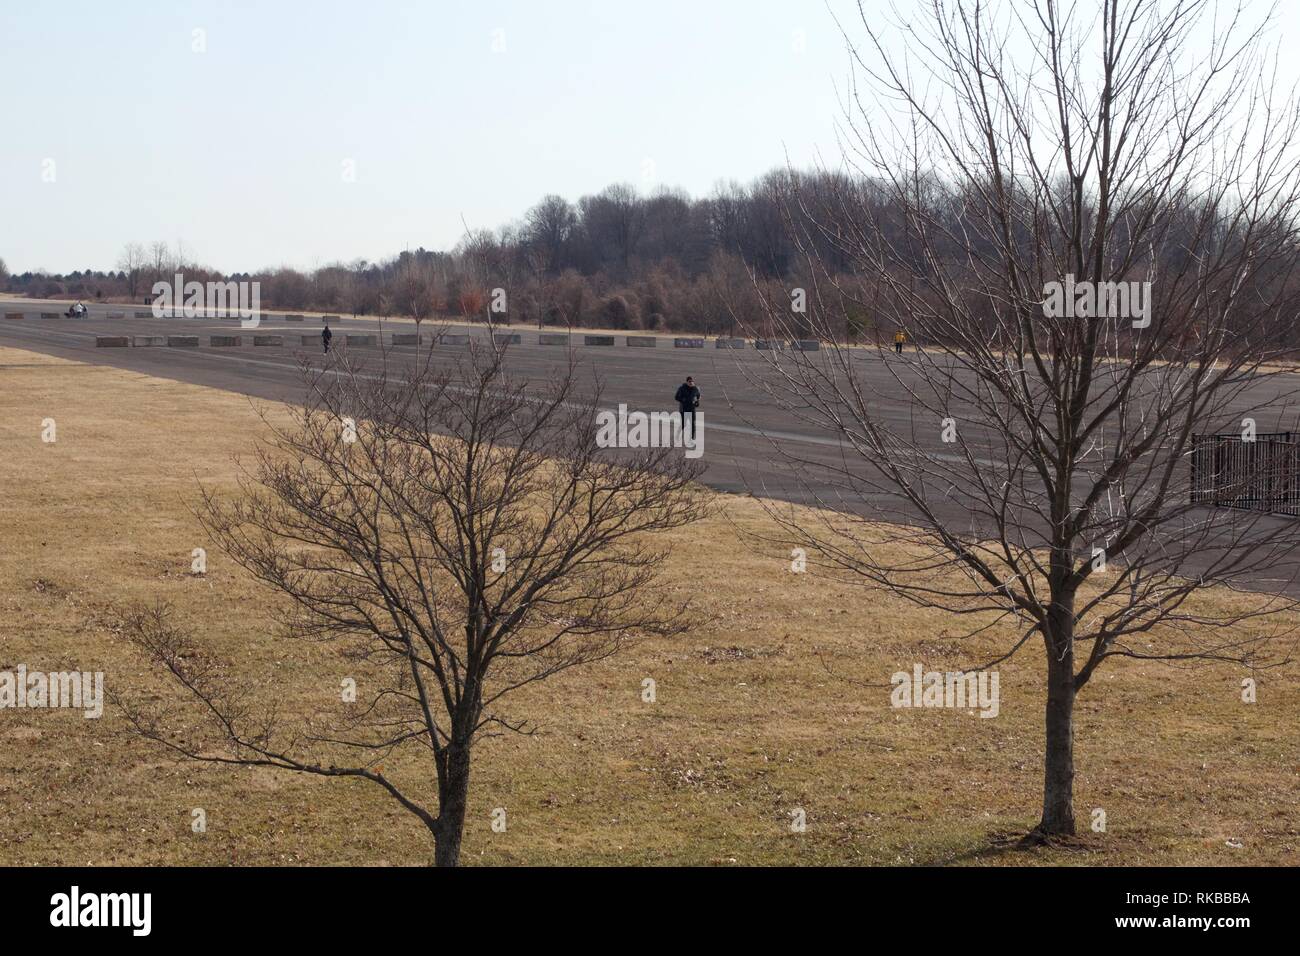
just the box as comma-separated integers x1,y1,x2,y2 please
4,171,812,334
8,166,1298,345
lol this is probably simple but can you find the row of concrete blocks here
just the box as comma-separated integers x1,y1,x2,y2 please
504,333,820,350
96,334,373,348
92,332,825,351
3,311,338,322
125,312,340,323
450,333,822,350
4,313,819,351
95,333,516,348
124,311,339,322
713,337,821,351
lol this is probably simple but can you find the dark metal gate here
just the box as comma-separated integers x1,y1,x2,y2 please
1190,431,1300,516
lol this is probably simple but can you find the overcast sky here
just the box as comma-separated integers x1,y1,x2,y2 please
2,0,1296,275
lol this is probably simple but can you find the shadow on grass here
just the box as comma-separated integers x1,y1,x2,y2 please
919,829,1107,866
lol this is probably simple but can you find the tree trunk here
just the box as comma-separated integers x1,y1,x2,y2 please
1038,596,1077,836
433,743,472,867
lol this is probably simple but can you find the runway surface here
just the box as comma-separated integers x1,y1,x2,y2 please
0,299,913,507
5,296,1300,596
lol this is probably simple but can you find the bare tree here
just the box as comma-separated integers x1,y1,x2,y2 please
743,0,1300,842
116,242,147,300
455,228,501,291
524,195,578,277
579,183,646,273
149,241,170,285
390,259,438,335
117,347,706,865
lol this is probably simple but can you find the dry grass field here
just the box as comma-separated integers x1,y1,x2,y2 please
0,344,1297,866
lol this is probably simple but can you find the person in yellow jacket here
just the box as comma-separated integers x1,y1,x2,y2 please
894,329,906,354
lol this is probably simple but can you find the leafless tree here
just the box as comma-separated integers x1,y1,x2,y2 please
524,195,578,277
116,242,147,300
455,228,499,291
149,241,170,284
117,347,707,865
391,259,439,335
579,183,646,273
742,0,1300,841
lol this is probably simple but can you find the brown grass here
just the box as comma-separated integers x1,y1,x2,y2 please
0,345,1297,866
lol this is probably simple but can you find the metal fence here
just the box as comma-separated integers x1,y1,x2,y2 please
1190,431,1300,516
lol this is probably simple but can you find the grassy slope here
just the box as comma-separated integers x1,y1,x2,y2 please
0,345,1296,866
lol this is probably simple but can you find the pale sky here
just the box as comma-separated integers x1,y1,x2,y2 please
0,0,853,274
2,0,1296,275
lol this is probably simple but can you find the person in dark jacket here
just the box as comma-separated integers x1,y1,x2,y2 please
322,321,333,354
674,376,700,437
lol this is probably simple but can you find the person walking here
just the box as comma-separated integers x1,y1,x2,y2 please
674,376,700,437
894,329,906,354
322,321,333,354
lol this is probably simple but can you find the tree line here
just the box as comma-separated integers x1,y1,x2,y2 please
2,175,814,334
7,166,1299,347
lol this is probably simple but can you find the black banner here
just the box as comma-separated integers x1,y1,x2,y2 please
0,866,1278,941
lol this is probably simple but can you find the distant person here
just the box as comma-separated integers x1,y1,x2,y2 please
894,329,906,354
322,322,333,354
675,375,700,437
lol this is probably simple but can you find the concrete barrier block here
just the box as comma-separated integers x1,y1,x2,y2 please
673,337,706,348
754,339,786,351
792,339,821,351
391,333,422,345
254,335,284,346
626,335,657,347
106,312,125,320
715,337,746,349
39,312,59,319
322,314,341,323
345,334,377,347
285,314,304,322
584,335,616,346
301,335,322,347
538,333,570,346
96,336,130,347
493,333,521,345
167,336,199,347
3,312,23,320
134,310,153,319
439,333,471,346
210,335,242,347
132,335,167,347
